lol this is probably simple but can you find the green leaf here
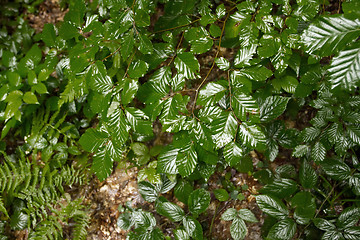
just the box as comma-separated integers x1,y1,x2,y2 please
138,181,158,202
121,31,135,60
174,52,199,79
121,78,139,105
23,92,38,104
117,212,133,230
91,145,114,181
135,9,150,27
216,3,226,18
210,24,222,38
234,44,257,68
221,208,237,221
131,142,149,156
211,111,238,149
313,218,336,231
41,24,56,47
32,83,48,94
238,209,258,223
292,0,319,21
156,202,185,222
291,191,316,225
299,160,317,189
215,57,230,70
237,65,273,81
231,90,259,121
328,45,360,91
267,218,296,240
157,174,177,194
128,60,149,78
176,140,197,177
238,122,266,149
213,189,229,201
321,158,351,181
260,178,297,198
90,61,113,93
138,33,154,54
188,188,210,215
174,229,190,240
10,211,29,230
343,227,360,240
4,91,23,121
125,107,153,135
223,142,244,167
157,145,179,175
174,180,193,204
230,218,247,240
337,207,360,228
302,16,360,56
79,129,109,152
197,82,227,105
183,216,203,240
184,27,213,54
260,96,290,122
105,102,129,146
59,21,78,40
311,141,326,162
256,195,288,220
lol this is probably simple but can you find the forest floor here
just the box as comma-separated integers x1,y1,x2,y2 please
23,1,311,239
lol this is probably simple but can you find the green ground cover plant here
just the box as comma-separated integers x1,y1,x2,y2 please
0,0,360,239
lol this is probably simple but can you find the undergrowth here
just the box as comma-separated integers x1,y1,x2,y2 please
0,0,360,239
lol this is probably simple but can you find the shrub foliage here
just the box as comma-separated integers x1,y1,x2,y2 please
0,0,360,239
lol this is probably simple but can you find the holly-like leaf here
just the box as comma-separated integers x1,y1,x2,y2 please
260,96,290,122
256,195,288,220
188,188,210,215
